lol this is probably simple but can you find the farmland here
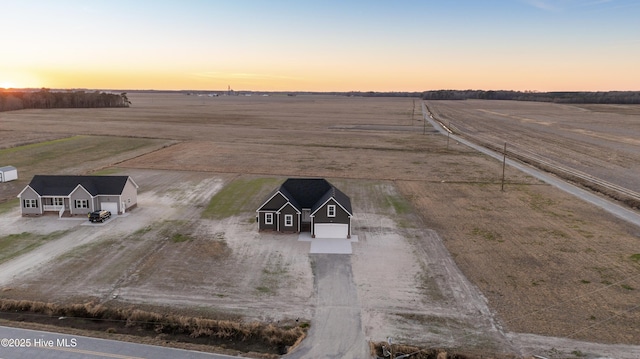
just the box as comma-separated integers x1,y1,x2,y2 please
0,94,639,358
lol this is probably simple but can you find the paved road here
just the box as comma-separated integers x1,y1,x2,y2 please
285,254,370,359
422,103,640,228
0,326,240,359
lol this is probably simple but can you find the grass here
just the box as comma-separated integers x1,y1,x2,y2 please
201,177,281,219
0,135,169,180
158,220,194,243
471,227,503,242
630,253,640,262
0,136,80,155
0,198,18,215
89,167,125,175
383,192,412,215
256,254,289,296
0,230,67,264
0,299,307,355
170,233,191,243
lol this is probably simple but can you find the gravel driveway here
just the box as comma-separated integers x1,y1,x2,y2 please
286,254,370,359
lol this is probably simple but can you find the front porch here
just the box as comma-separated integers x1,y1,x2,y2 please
42,197,72,217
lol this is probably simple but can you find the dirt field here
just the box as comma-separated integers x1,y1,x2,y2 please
428,100,640,193
1,94,639,358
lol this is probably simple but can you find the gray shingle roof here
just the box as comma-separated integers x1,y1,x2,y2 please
28,175,131,196
269,178,352,215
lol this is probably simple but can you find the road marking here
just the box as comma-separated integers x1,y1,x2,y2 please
36,345,146,359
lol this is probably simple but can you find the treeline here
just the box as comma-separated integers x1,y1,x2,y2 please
0,89,131,112
309,90,640,104
421,90,640,104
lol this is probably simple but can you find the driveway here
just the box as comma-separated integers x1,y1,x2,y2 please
285,254,371,359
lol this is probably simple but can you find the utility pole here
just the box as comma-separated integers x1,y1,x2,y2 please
411,100,415,125
501,142,507,191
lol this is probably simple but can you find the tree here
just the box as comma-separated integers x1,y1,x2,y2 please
120,92,131,107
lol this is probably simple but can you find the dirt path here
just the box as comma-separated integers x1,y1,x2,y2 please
0,192,179,287
285,254,370,359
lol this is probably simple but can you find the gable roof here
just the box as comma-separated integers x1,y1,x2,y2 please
257,190,288,211
311,185,352,215
0,166,16,172
281,178,332,209
258,178,352,216
26,175,135,196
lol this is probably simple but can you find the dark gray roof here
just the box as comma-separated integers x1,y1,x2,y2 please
28,175,131,196
281,178,331,209
312,185,352,214
262,178,352,215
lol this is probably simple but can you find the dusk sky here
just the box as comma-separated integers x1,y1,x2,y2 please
2,0,639,92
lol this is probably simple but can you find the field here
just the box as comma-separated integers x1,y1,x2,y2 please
1,94,639,358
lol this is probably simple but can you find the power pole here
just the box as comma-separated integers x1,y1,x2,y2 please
501,142,507,191
411,100,415,125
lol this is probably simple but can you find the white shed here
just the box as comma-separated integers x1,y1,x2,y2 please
0,166,18,182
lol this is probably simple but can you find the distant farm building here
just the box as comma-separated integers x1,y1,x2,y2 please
257,178,352,238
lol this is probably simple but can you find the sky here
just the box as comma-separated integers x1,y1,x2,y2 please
1,0,639,92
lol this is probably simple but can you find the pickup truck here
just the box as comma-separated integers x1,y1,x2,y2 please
88,210,111,223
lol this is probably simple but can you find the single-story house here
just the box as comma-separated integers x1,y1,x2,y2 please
17,175,138,217
256,178,353,238
0,166,18,182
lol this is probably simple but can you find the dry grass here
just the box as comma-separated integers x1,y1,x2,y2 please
2,94,640,352
0,298,306,354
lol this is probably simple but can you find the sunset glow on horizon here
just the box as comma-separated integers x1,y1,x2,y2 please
2,0,639,92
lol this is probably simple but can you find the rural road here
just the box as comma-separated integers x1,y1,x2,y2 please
421,102,640,229
285,254,370,359
0,325,241,359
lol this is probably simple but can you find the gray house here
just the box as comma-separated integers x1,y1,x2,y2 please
256,178,353,238
18,175,138,217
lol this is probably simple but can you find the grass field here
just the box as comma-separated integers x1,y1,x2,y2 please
0,134,172,204
0,231,67,264
202,177,281,219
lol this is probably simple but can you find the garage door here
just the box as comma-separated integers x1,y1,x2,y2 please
101,202,118,215
314,223,348,238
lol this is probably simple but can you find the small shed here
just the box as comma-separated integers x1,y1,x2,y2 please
0,166,18,183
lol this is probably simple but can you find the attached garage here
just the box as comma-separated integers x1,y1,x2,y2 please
100,202,119,215
314,223,349,238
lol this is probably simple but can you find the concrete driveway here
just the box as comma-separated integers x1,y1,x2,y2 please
298,232,359,254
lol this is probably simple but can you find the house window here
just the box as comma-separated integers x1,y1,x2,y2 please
265,213,273,225
284,214,293,227
75,199,89,209
327,205,336,217
24,199,38,208
54,198,64,206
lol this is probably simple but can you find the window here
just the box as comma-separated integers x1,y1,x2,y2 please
24,199,38,208
327,205,336,217
75,199,89,209
265,213,273,225
284,214,293,227
54,198,64,206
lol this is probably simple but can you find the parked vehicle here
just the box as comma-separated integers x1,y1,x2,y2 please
88,210,111,223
